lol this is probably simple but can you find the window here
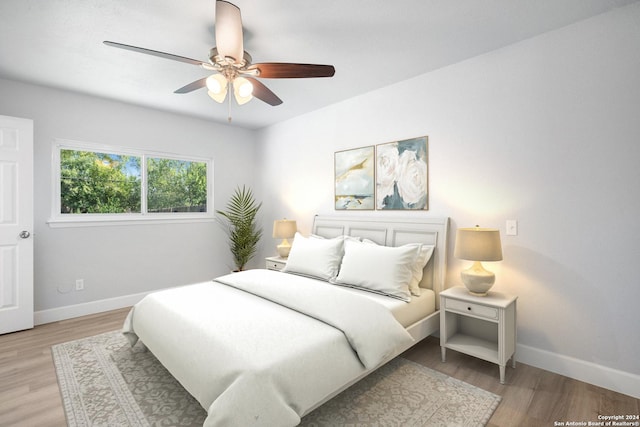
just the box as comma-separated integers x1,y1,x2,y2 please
51,140,213,226
60,150,142,214
147,157,207,213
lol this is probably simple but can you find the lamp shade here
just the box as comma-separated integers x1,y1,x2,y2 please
454,227,503,261
272,219,297,239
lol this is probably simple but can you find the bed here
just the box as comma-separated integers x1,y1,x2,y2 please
123,215,449,426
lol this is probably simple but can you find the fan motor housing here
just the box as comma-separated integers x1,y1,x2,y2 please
209,47,252,68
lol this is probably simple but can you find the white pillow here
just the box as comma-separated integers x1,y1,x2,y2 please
281,232,344,280
332,240,420,301
361,239,435,296
408,245,435,296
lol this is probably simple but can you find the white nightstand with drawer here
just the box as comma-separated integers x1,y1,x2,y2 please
265,256,287,271
440,286,517,384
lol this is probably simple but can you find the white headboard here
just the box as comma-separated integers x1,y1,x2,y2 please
312,215,449,309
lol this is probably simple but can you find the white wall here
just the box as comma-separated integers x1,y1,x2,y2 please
0,78,259,315
256,4,640,396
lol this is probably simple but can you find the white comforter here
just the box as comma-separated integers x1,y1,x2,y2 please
123,269,413,427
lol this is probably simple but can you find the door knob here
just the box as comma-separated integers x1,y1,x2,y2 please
19,231,31,239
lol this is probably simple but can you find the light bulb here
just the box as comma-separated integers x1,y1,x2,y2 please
233,77,253,105
238,80,253,97
206,74,228,103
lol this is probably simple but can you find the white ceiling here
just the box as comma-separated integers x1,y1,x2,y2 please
1,0,637,130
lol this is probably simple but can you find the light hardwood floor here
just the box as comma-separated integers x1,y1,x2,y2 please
1,308,638,427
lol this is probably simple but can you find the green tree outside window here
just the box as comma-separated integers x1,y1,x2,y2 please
147,158,207,213
60,149,208,215
60,150,141,214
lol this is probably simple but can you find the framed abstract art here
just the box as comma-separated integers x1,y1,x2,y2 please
334,146,375,210
376,136,428,210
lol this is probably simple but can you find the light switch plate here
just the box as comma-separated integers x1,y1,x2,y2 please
506,220,518,236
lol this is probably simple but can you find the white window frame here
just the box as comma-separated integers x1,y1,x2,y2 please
48,139,214,228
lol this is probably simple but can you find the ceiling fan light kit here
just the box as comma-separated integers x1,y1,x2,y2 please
233,77,253,105
206,74,227,103
103,0,335,122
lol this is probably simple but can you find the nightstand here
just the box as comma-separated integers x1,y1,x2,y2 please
265,256,287,271
440,286,517,384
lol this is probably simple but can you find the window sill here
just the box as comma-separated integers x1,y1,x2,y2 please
47,214,215,228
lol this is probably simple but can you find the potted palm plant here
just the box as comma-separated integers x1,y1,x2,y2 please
216,185,263,271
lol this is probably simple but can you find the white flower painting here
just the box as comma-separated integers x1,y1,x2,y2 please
376,137,428,210
334,146,375,210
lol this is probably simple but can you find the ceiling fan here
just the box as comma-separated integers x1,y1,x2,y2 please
104,0,335,120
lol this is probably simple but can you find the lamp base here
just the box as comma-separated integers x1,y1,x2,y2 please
276,239,291,258
461,261,495,296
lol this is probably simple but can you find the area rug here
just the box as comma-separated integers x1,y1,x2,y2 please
52,331,501,426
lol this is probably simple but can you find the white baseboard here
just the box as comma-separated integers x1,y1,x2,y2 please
516,343,640,399
34,291,151,325
34,294,639,400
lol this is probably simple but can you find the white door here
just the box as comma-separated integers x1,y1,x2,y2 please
0,115,34,334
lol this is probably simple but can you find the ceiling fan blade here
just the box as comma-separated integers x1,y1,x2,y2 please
248,63,335,79
174,77,208,94
245,77,283,106
215,1,244,63
103,41,205,66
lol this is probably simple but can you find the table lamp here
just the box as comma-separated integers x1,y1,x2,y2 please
272,219,297,258
454,226,503,296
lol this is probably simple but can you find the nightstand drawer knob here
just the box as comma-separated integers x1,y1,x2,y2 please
467,306,471,311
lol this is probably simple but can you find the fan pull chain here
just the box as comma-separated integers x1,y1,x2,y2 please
227,81,232,123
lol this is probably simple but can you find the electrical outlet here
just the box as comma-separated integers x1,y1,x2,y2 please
75,279,84,291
